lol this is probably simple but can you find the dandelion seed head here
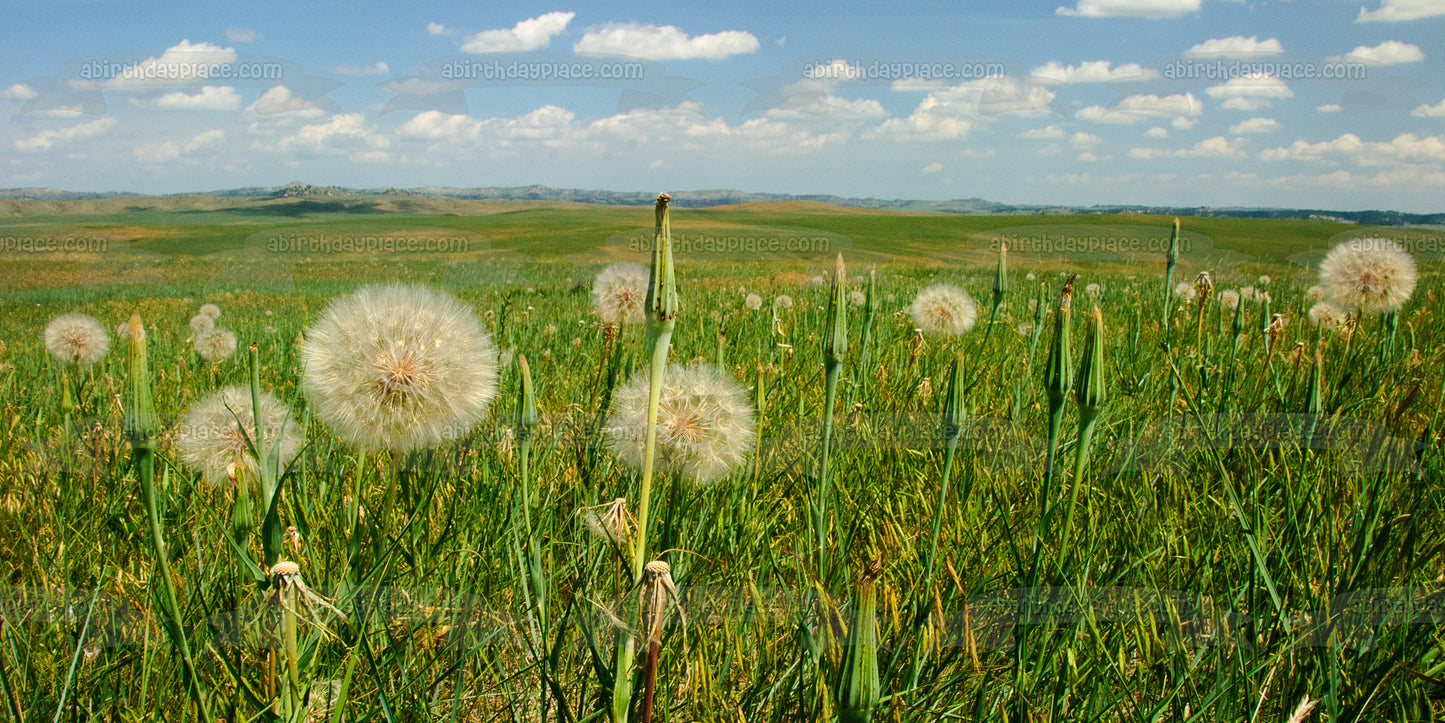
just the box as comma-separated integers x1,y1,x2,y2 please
1174,281,1198,303
195,328,237,361
909,284,977,336
744,293,763,311
1219,289,1241,310
775,295,794,310
1305,285,1325,303
198,303,221,320
850,289,867,307
590,263,649,325
1308,301,1348,329
1258,275,1272,285
1085,283,1101,297
44,314,109,367
604,363,756,485
189,314,215,334
302,283,499,452
176,386,303,488
1319,237,1417,315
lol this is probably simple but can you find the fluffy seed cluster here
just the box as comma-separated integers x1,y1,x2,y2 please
189,314,215,333
1319,237,1417,315
1308,301,1348,330
604,363,756,485
909,284,977,336
1174,281,1198,303
302,283,499,452
775,295,794,310
196,328,238,361
590,263,649,325
176,386,303,487
1218,289,1241,311
744,293,763,311
198,303,221,320
44,314,110,367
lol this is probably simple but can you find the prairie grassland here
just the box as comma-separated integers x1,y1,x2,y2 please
1,201,1444,721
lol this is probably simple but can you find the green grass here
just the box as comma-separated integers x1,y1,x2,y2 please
1,200,1443,721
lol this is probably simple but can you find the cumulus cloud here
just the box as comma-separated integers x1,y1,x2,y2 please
1206,75,1292,111
1076,92,1202,124
104,40,237,88
134,129,224,163
1183,36,1283,58
1145,127,1169,138
1327,40,1424,64
1318,103,1343,113
224,27,259,43
275,113,391,156
922,162,944,173
1070,131,1103,147
334,61,390,76
145,85,242,110
249,85,326,116
1413,98,1445,117
1229,117,1280,134
1128,135,1245,159
1030,60,1157,85
1357,0,1445,22
427,22,454,36
1,83,39,101
1019,125,1066,139
1057,0,1201,18
574,23,759,60
14,117,117,151
1260,132,1445,165
461,12,574,53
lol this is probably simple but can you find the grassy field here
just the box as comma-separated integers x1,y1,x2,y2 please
1,196,1444,722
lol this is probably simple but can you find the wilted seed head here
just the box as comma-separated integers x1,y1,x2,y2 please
591,262,649,325
1174,281,1198,304
198,303,221,320
1308,301,1348,330
189,314,215,334
1219,289,1241,311
176,385,303,487
909,284,977,336
1319,237,1418,315
302,283,500,453
745,293,763,311
44,313,109,367
195,328,238,361
580,497,633,545
604,363,756,485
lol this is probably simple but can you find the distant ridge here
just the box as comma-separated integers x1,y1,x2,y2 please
2,183,1441,226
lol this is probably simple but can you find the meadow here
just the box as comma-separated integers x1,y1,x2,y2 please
1,194,1444,722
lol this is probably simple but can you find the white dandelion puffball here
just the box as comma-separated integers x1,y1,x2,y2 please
196,328,238,362
775,294,794,310
1258,275,1272,285
591,263,649,325
189,314,215,334
744,293,763,311
604,363,756,485
1308,301,1348,330
909,284,977,336
45,314,109,367
302,283,500,452
1219,289,1241,311
1085,283,1101,297
1319,237,1417,316
115,321,134,341
1025,273,1036,281
1305,285,1325,303
198,303,221,320
850,289,867,307
176,386,303,487
1174,281,1198,303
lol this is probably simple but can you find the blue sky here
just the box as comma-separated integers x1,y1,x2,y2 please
2,0,1444,211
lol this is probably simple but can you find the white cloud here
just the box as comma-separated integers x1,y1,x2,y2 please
1171,116,1198,129
335,61,390,76
891,77,946,92
1070,131,1103,147
1077,151,1101,161
1077,92,1202,124
249,85,326,116
1207,75,1292,110
427,22,454,36
1229,117,1279,134
1183,36,1283,58
1039,143,1063,155
922,162,944,173
147,85,242,111
1318,103,1343,113
1260,132,1445,165
574,23,759,60
1128,135,1245,159
1328,40,1424,64
1357,0,1445,22
276,113,391,155
135,129,224,163
1145,127,1169,138
1270,168,1445,188
1019,125,1066,139
104,40,238,88
1412,98,1445,117
1057,0,1200,17
14,117,117,151
872,77,1054,140
1,83,38,101
462,12,574,53
1029,60,1157,85
224,27,259,43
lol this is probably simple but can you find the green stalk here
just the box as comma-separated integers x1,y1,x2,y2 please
1060,306,1106,570
1032,276,1075,563
847,266,877,410
612,193,678,723
814,253,848,577
978,242,1009,351
124,313,212,721
515,355,548,718
836,565,882,723
1161,218,1180,337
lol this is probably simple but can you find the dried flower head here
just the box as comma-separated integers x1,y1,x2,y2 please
44,314,109,367
195,328,238,361
302,283,499,452
604,363,756,485
909,284,977,336
591,262,649,325
176,386,303,487
198,303,221,320
579,497,634,545
744,293,763,311
1319,237,1417,315
189,314,215,334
